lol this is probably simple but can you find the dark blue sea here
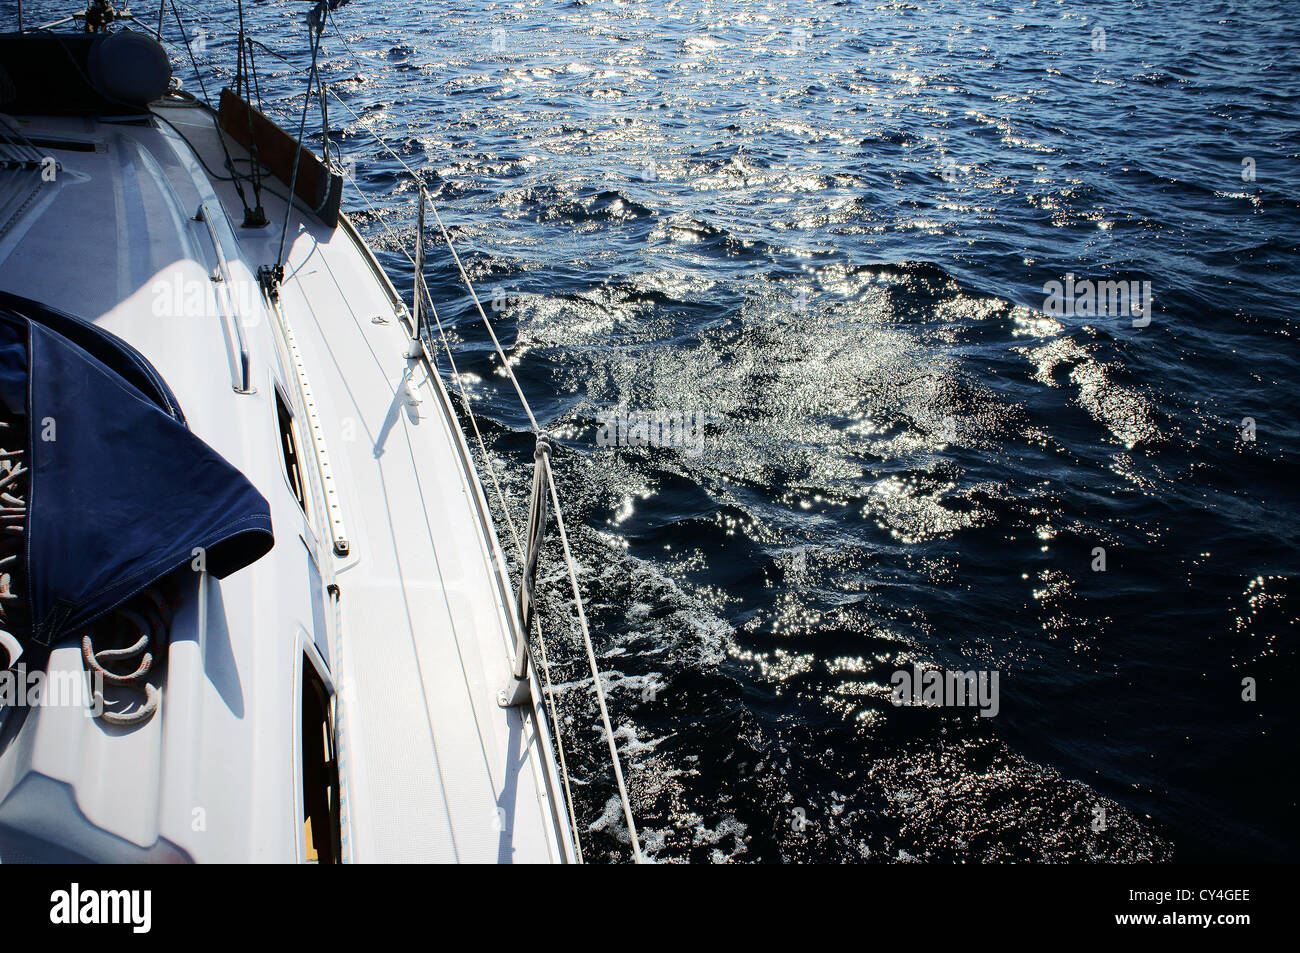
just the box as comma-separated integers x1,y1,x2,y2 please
40,0,1300,862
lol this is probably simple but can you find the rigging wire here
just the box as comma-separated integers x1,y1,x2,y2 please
405,249,587,863
166,0,212,109
315,39,645,859
312,71,643,858
543,452,643,862
318,93,645,859
164,0,256,223
275,13,324,272
234,0,268,225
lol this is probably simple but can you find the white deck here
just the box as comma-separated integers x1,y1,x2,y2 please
0,99,571,862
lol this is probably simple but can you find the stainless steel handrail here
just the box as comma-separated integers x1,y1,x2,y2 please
500,434,551,707
196,199,254,395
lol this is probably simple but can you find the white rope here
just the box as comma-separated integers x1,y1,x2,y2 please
333,159,591,863
419,233,645,860
321,85,539,426
543,453,643,863
421,202,538,431
321,42,641,862
415,278,586,864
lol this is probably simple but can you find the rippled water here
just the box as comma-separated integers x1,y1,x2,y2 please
80,0,1300,861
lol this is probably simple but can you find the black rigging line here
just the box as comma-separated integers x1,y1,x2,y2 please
235,0,268,226
274,11,325,276
166,0,211,109
248,37,265,111
166,0,255,222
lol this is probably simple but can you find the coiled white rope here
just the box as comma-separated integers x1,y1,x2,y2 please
82,591,168,727
0,419,27,672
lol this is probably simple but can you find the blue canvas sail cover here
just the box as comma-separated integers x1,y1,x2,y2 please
0,290,274,650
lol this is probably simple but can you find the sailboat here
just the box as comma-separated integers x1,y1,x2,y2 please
0,0,639,863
